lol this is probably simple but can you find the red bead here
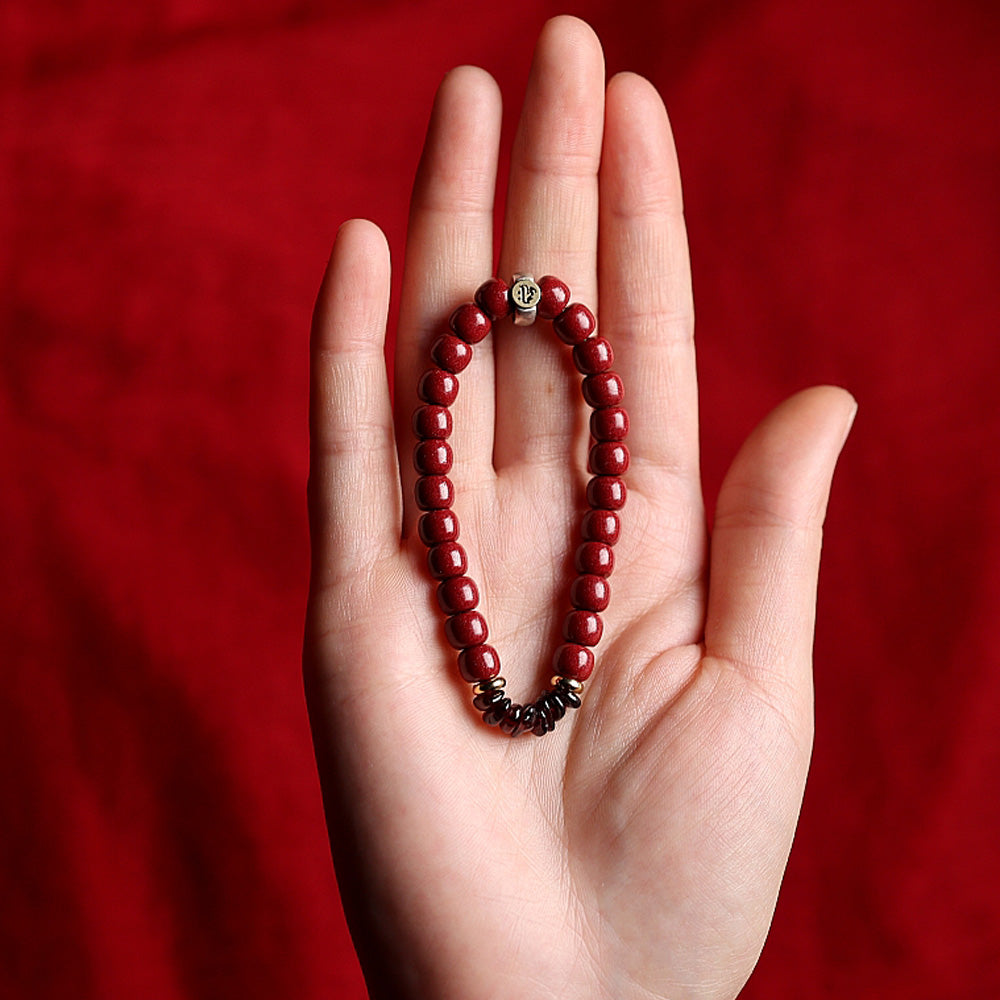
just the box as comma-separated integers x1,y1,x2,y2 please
571,574,610,611
475,278,510,321
582,372,624,408
431,334,473,373
553,643,594,681
415,475,454,510
587,476,627,510
428,541,467,578
458,644,501,682
573,336,614,374
437,575,480,614
418,509,459,545
581,509,620,546
589,441,630,475
590,406,628,441
418,368,459,406
553,302,597,345
444,611,488,648
537,275,571,320
575,542,614,576
414,438,453,475
413,404,452,439
564,610,603,646
449,303,492,344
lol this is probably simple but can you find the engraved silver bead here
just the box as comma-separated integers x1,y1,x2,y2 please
510,274,541,326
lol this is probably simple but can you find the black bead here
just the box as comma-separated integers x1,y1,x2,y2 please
532,703,553,735
555,683,582,710
545,691,568,720
519,705,537,735
473,689,506,712
499,704,525,735
483,697,511,726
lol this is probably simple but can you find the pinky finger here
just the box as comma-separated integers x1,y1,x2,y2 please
308,219,401,592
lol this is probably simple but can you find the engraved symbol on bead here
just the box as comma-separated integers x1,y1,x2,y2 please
510,274,541,326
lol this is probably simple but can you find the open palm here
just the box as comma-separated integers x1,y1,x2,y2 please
305,18,854,1000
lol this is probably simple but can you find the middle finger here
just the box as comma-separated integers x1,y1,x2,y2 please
493,16,605,471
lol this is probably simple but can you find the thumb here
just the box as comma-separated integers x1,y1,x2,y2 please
704,385,856,704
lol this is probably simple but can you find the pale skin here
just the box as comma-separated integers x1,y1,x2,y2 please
304,17,856,1000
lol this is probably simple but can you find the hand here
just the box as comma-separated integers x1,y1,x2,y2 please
304,17,855,1000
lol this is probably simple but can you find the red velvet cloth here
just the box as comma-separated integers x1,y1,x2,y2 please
2,2,998,997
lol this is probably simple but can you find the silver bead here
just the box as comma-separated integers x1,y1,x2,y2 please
510,274,541,326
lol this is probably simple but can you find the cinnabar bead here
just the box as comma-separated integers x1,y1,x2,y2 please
564,610,603,646
483,697,512,726
460,644,501,683
570,574,610,612
413,404,452,439
553,643,595,681
444,611,488,648
582,371,624,408
575,541,614,576
437,575,479,614
589,441,630,475
553,302,597,345
449,303,492,344
475,278,510,320
587,476,627,510
418,368,459,406
418,509,459,545
581,509,620,546
427,541,467,579
572,336,614,374
590,406,628,441
430,334,473,373
537,275,570,320
415,475,454,510
414,438,453,475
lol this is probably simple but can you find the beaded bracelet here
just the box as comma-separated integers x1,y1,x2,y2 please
412,275,629,737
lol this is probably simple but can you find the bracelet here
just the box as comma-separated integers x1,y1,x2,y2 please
412,275,629,736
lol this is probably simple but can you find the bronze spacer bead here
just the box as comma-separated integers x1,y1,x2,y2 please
473,676,506,694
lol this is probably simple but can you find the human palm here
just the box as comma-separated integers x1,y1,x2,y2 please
305,17,854,1000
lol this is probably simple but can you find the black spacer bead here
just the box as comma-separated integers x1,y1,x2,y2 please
545,691,568,720
519,704,537,735
483,697,511,726
473,688,507,712
554,681,582,709
499,703,525,735
532,701,554,735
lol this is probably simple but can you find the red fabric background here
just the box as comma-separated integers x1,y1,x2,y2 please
2,1,998,997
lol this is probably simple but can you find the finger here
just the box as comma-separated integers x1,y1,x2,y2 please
494,16,605,469
704,386,857,700
599,73,698,492
309,220,398,591
394,66,501,535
